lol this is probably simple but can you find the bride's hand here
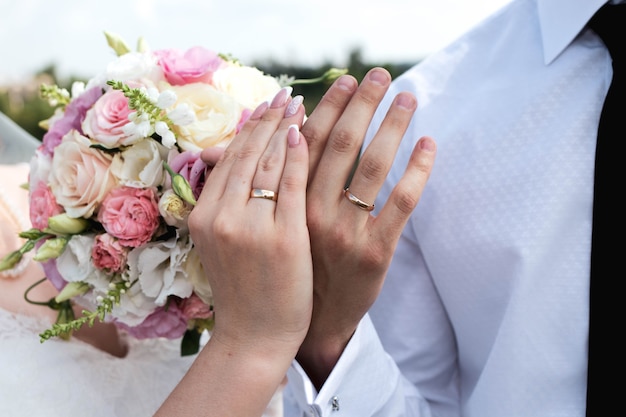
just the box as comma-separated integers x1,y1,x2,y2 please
189,87,312,357
158,88,312,417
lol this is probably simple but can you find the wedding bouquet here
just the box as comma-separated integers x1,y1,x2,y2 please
0,32,345,355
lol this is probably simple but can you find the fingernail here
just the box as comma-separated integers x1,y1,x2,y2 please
271,86,293,108
367,68,390,86
419,136,436,152
284,95,303,117
249,101,269,120
395,93,416,110
287,124,300,147
335,75,356,91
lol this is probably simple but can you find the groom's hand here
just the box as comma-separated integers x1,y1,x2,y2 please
298,67,437,388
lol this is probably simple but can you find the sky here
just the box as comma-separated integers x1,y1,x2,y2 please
0,0,512,83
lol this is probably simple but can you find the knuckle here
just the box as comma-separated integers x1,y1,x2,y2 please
235,145,258,162
357,157,387,183
329,128,359,155
301,126,325,149
258,149,282,174
211,213,239,243
355,89,380,108
214,148,236,168
393,188,419,216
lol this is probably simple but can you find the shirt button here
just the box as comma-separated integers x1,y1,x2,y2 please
331,396,340,411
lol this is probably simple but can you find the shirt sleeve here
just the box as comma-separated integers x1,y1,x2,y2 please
284,315,432,417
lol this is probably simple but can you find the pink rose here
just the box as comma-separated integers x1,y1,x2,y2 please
154,46,224,86
180,293,213,320
97,186,160,248
81,90,139,148
30,181,64,230
116,303,187,339
92,233,128,273
42,86,103,156
167,150,210,200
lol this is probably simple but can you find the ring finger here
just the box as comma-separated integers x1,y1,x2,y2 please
341,92,417,217
250,96,305,209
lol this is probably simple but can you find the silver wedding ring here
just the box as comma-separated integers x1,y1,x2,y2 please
343,188,375,212
250,188,278,202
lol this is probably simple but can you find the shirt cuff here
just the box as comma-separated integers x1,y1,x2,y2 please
286,314,403,416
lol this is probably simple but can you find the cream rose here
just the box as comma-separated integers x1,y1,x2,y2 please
110,138,167,188
169,83,242,152
158,189,192,229
212,63,282,110
48,130,117,218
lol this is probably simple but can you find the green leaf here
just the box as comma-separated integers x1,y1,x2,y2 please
181,329,202,356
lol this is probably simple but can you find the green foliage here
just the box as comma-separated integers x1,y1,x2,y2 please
255,48,415,115
0,64,83,141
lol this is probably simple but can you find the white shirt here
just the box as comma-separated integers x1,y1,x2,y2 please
285,0,613,415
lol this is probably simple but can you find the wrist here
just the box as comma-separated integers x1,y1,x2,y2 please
296,324,356,389
158,335,294,416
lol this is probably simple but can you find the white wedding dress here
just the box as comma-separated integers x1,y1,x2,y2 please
0,113,284,417
0,309,197,416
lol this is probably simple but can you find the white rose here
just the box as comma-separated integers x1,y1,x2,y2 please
110,138,167,188
169,83,242,152
212,63,282,110
48,130,117,218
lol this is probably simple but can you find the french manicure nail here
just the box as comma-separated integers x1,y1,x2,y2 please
287,124,300,147
284,95,303,118
271,86,293,108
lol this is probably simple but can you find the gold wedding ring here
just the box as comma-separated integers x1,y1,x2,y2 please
250,188,278,202
343,188,375,212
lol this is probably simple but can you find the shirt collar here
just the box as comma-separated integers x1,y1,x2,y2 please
538,0,610,64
